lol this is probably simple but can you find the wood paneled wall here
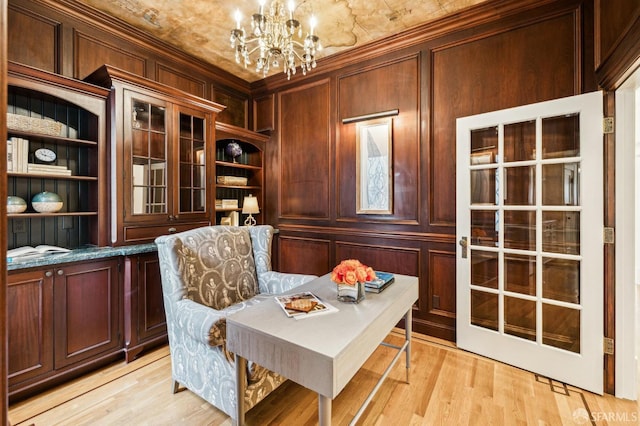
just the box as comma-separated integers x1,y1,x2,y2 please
258,0,596,341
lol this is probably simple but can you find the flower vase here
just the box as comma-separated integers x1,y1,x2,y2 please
337,281,366,304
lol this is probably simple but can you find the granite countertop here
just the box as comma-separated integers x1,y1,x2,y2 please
7,243,158,271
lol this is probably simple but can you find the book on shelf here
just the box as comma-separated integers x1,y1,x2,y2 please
274,291,338,320
27,163,72,175
6,139,13,172
7,245,71,262
217,175,248,186
365,271,395,293
221,199,239,209
8,137,29,173
228,211,239,226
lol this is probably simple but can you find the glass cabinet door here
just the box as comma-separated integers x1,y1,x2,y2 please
178,110,207,216
125,92,168,220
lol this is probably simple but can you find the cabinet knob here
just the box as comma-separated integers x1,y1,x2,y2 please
57,269,64,276
168,227,177,233
45,271,53,277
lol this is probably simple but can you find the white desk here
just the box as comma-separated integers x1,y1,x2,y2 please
226,273,419,425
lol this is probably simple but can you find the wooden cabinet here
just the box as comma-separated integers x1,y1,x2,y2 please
7,269,54,388
7,62,109,249
215,122,267,225
85,65,224,245
123,252,167,362
8,259,121,401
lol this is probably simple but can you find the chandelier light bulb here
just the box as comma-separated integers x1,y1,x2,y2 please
234,9,242,29
310,15,316,35
288,0,295,19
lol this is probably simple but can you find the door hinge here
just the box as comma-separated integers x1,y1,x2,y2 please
603,117,614,134
604,337,614,355
603,227,615,244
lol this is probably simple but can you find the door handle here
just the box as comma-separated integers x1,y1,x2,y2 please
459,237,468,258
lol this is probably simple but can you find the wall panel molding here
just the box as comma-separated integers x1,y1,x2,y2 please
74,30,145,79
278,79,331,220
278,236,331,276
156,63,206,98
8,4,59,72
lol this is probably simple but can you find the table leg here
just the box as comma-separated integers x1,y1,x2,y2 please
318,394,332,426
235,354,246,426
405,308,412,383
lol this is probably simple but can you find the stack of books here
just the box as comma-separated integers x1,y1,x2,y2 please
221,199,238,209
7,137,29,172
365,271,395,293
27,163,71,175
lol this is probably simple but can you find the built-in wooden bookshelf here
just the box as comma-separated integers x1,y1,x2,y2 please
6,62,109,249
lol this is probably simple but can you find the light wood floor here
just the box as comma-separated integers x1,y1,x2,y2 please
9,331,640,425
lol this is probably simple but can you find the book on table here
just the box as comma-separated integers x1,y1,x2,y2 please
275,291,338,319
7,245,71,262
365,271,395,293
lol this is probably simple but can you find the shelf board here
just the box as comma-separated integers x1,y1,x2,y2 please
7,129,98,146
216,184,260,190
215,160,261,170
8,211,98,218
8,172,98,181
215,207,241,212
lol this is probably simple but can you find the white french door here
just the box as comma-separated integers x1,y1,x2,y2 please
456,92,604,394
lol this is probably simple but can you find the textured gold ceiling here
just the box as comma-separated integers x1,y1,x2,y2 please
79,0,489,82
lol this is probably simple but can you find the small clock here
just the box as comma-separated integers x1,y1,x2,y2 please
34,148,57,164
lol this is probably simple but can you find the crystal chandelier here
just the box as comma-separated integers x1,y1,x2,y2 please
230,1,322,80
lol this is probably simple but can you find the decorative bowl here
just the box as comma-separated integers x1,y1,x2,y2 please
7,196,27,213
32,191,63,213
225,141,243,162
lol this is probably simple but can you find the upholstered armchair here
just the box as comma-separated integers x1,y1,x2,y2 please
155,225,316,420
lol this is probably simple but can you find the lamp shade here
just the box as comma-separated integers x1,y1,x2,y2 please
242,195,260,214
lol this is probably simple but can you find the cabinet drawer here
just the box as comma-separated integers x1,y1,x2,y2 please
124,221,211,243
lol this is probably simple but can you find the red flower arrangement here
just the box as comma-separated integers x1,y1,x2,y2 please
331,259,377,286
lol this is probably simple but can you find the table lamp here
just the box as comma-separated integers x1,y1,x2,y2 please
242,195,260,226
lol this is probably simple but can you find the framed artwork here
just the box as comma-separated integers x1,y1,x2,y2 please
356,117,393,214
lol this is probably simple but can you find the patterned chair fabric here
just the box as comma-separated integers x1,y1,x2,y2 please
155,225,316,420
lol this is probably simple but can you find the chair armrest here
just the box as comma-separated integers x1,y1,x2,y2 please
258,271,318,294
174,298,228,347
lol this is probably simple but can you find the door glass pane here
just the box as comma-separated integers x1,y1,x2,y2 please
132,101,149,130
130,99,167,215
542,163,579,206
179,113,206,214
505,254,535,296
470,127,498,164
504,120,536,162
504,210,535,251
471,251,498,289
150,105,165,132
542,211,579,254
505,296,536,341
542,114,579,159
543,304,580,353
504,166,535,205
471,169,496,205
132,129,148,157
471,290,498,331
150,132,166,159
543,258,579,303
471,210,498,247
